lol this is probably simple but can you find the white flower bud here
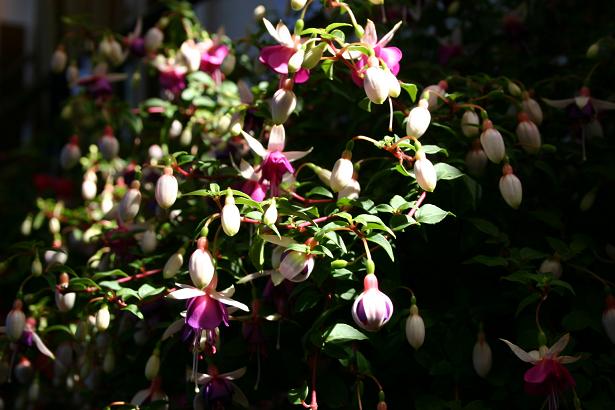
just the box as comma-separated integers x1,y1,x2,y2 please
338,178,361,200
254,5,266,21
406,99,431,138
539,256,562,279
363,58,389,104
49,217,61,234
98,131,119,161
45,246,68,266
413,150,437,192
163,249,184,279
263,199,278,225
56,273,76,313
291,0,308,10
405,304,425,349
82,170,98,201
31,257,42,276
144,27,164,53
271,88,297,124
103,348,115,373
330,154,354,192
516,113,541,154
155,167,178,209
221,191,241,237
603,296,615,344
119,181,141,223
148,144,164,161
189,238,215,288
101,184,114,215
169,119,183,138
5,300,26,341
288,49,305,73
180,40,201,72
310,165,332,186
145,351,160,381
461,110,480,137
60,138,81,169
51,47,67,73
472,332,492,377
465,144,488,177
521,95,543,125
480,121,505,163
95,306,111,331
508,82,522,97
499,164,522,209
139,228,157,254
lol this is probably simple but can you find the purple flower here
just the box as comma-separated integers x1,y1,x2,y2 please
199,41,229,74
158,66,187,97
351,20,403,86
195,366,249,408
240,124,311,197
186,294,228,330
258,19,310,84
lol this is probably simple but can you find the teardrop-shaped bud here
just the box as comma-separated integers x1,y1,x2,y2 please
271,88,297,124
254,5,266,21
60,136,81,170
302,43,326,70
82,170,98,201
55,273,76,313
516,112,541,154
405,304,425,349
144,27,164,53
279,250,314,282
163,249,184,279
385,69,401,98
364,58,389,104
45,243,68,267
144,350,160,381
189,237,215,289
98,127,120,161
480,120,506,163
413,150,437,192
352,274,394,332
521,94,543,125
51,46,68,73
461,110,480,137
308,164,332,187
338,178,361,200
263,199,278,225
119,181,141,223
31,256,42,276
291,0,308,10
155,167,178,209
507,81,522,97
148,144,163,162
169,119,183,138
139,228,157,254
95,305,111,331
539,256,562,279
221,191,241,237
288,48,305,73
101,184,115,215
472,331,492,377
602,295,615,344
330,153,354,192
49,217,61,234
5,300,26,341
465,141,488,177
406,99,431,138
499,164,522,209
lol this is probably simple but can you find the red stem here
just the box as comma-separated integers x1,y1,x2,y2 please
288,191,334,204
407,191,427,219
116,268,162,284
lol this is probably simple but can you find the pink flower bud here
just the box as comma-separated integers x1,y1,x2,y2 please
60,136,81,170
406,99,431,138
82,170,98,201
413,150,437,192
155,167,178,209
144,27,164,53
148,144,164,161
279,250,314,282
330,154,354,192
603,295,615,344
169,119,183,138
363,58,389,104
405,304,425,349
521,94,543,125
55,273,76,312
189,238,215,288
465,141,488,177
95,305,111,331
480,120,506,163
271,87,297,124
499,164,522,209
539,256,562,279
119,181,142,222
472,332,492,377
51,46,67,73
98,128,120,161
221,191,241,237
263,199,278,225
163,248,184,279
352,274,393,332
516,112,541,154
5,300,26,341
145,350,160,381
461,110,480,137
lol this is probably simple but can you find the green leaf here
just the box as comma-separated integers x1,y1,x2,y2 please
355,214,395,236
324,323,368,344
137,284,166,299
465,255,508,267
551,279,575,295
421,145,449,156
325,22,352,32
92,269,129,281
116,287,140,301
366,233,395,261
288,382,309,405
122,304,144,320
306,186,333,198
415,204,451,224
389,195,409,210
100,280,122,291
515,293,541,316
434,163,464,180
467,218,500,237
400,82,418,102
181,189,211,197
358,97,372,112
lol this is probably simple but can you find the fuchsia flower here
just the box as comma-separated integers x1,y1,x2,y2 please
240,125,311,197
194,365,249,408
77,63,126,101
235,159,268,202
258,19,310,84
351,274,394,332
350,20,403,86
501,333,580,409
199,38,230,80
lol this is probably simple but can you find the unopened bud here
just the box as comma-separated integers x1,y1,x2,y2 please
263,199,278,225
499,164,522,209
60,137,81,170
221,190,241,237
49,217,61,234
271,88,297,124
98,129,120,161
6,300,26,341
189,238,215,288
331,259,348,269
163,249,184,279
516,112,541,154
508,81,522,97
587,42,600,59
82,170,98,200
288,49,305,73
480,120,506,163
363,60,389,104
405,304,425,349
95,305,111,331
406,99,431,138
521,94,543,125
55,273,76,312
144,27,164,53
145,350,160,380
413,150,437,192
472,331,492,377
254,5,266,21
169,119,183,138
31,256,42,276
539,256,562,279
465,141,488,177
302,43,326,69
330,155,354,192
461,110,480,137
51,47,68,73
119,181,142,223
291,0,308,10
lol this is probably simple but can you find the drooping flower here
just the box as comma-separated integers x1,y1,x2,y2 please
60,135,81,170
199,37,230,81
465,140,488,177
235,159,268,202
154,57,187,98
461,110,480,138
240,125,311,197
405,303,425,349
352,273,394,332
516,112,541,154
155,167,178,209
499,164,522,209
270,80,297,124
131,377,169,408
473,331,493,378
77,62,126,101
501,333,580,409
406,99,431,138
480,119,506,163
413,149,437,192
194,366,249,408
330,152,355,193
351,20,403,87
259,19,310,83
0,309,56,360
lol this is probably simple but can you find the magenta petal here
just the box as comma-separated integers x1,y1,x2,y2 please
259,45,294,74
186,295,226,330
205,44,229,65
524,360,551,384
294,68,310,84
376,46,402,75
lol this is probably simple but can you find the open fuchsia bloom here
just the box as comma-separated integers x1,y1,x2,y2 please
195,366,249,408
351,19,403,86
199,38,229,77
258,18,310,83
352,273,394,332
240,125,311,197
501,333,580,409
234,159,268,202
